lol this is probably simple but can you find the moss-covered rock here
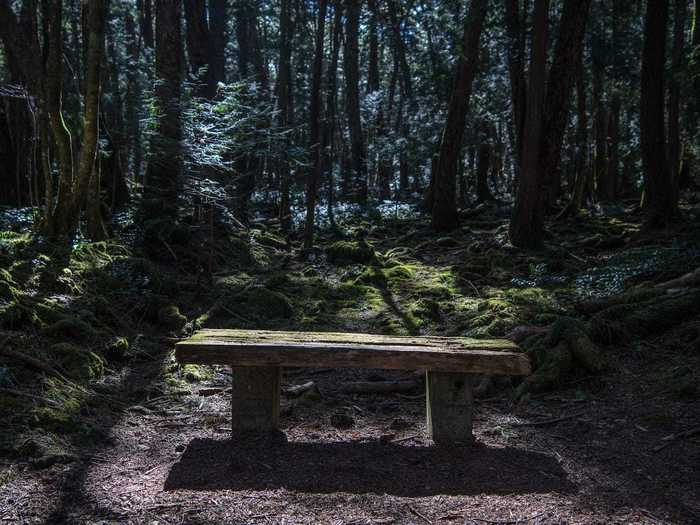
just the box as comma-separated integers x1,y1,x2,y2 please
50,343,105,380
158,305,188,330
326,240,376,265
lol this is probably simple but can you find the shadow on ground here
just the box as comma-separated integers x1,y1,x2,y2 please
165,437,575,496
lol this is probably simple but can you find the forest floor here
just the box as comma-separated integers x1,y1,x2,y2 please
1,198,700,524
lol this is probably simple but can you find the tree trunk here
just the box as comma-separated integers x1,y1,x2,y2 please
503,0,527,180
208,0,227,89
139,0,154,48
277,0,295,232
540,0,592,209
640,0,675,224
344,0,367,205
303,0,328,249
668,0,687,199
509,0,549,248
431,0,488,232
143,0,183,221
184,0,210,99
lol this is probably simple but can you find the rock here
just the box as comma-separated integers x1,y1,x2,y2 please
330,412,355,429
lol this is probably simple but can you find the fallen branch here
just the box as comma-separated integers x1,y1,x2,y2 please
652,426,700,452
283,381,316,397
0,387,62,408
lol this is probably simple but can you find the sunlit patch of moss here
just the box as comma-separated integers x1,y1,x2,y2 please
33,379,86,433
182,364,214,383
383,264,416,283
326,240,376,265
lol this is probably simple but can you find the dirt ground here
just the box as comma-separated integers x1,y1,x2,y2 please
2,347,698,525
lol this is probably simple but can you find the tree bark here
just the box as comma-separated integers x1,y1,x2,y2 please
509,0,549,248
184,0,210,98
431,0,488,232
344,0,367,205
143,0,183,221
503,0,527,180
277,0,295,232
668,0,687,200
540,0,592,209
640,0,676,224
303,0,328,249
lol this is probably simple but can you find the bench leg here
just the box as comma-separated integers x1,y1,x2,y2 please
426,371,474,445
231,366,280,433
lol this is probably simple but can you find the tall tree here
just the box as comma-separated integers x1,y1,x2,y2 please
184,0,210,98
431,0,489,232
143,0,183,221
509,0,549,248
668,0,687,196
640,0,676,224
344,0,367,205
503,0,527,179
277,0,295,231
303,0,328,249
540,0,592,207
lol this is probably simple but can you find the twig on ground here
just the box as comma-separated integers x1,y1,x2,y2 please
407,505,432,524
652,426,700,452
510,411,586,427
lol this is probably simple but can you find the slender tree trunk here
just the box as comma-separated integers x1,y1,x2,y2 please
324,3,343,226
303,0,328,249
476,120,495,203
504,0,527,180
668,0,687,200
641,0,675,224
431,0,488,232
208,0,227,90
277,0,295,232
125,11,142,182
509,0,549,248
139,0,154,49
540,0,592,209
344,0,367,205
184,0,210,98
143,0,183,221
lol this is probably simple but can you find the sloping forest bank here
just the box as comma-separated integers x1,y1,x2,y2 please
1,197,699,523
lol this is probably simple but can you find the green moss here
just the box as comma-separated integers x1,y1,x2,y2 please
106,336,129,359
42,317,96,340
410,298,442,324
383,264,415,283
353,266,387,287
158,305,188,330
326,240,376,265
33,379,86,433
0,269,20,301
182,364,214,383
50,343,105,380
234,287,294,319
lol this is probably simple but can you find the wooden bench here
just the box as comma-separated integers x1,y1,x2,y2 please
175,329,530,444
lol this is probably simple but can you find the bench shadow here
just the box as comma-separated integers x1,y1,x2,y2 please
164,437,575,497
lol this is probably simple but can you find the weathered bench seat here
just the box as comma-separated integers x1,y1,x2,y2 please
176,329,530,444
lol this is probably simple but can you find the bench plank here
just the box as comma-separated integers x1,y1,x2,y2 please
176,329,530,376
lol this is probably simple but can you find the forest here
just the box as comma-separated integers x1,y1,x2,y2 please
0,0,699,523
